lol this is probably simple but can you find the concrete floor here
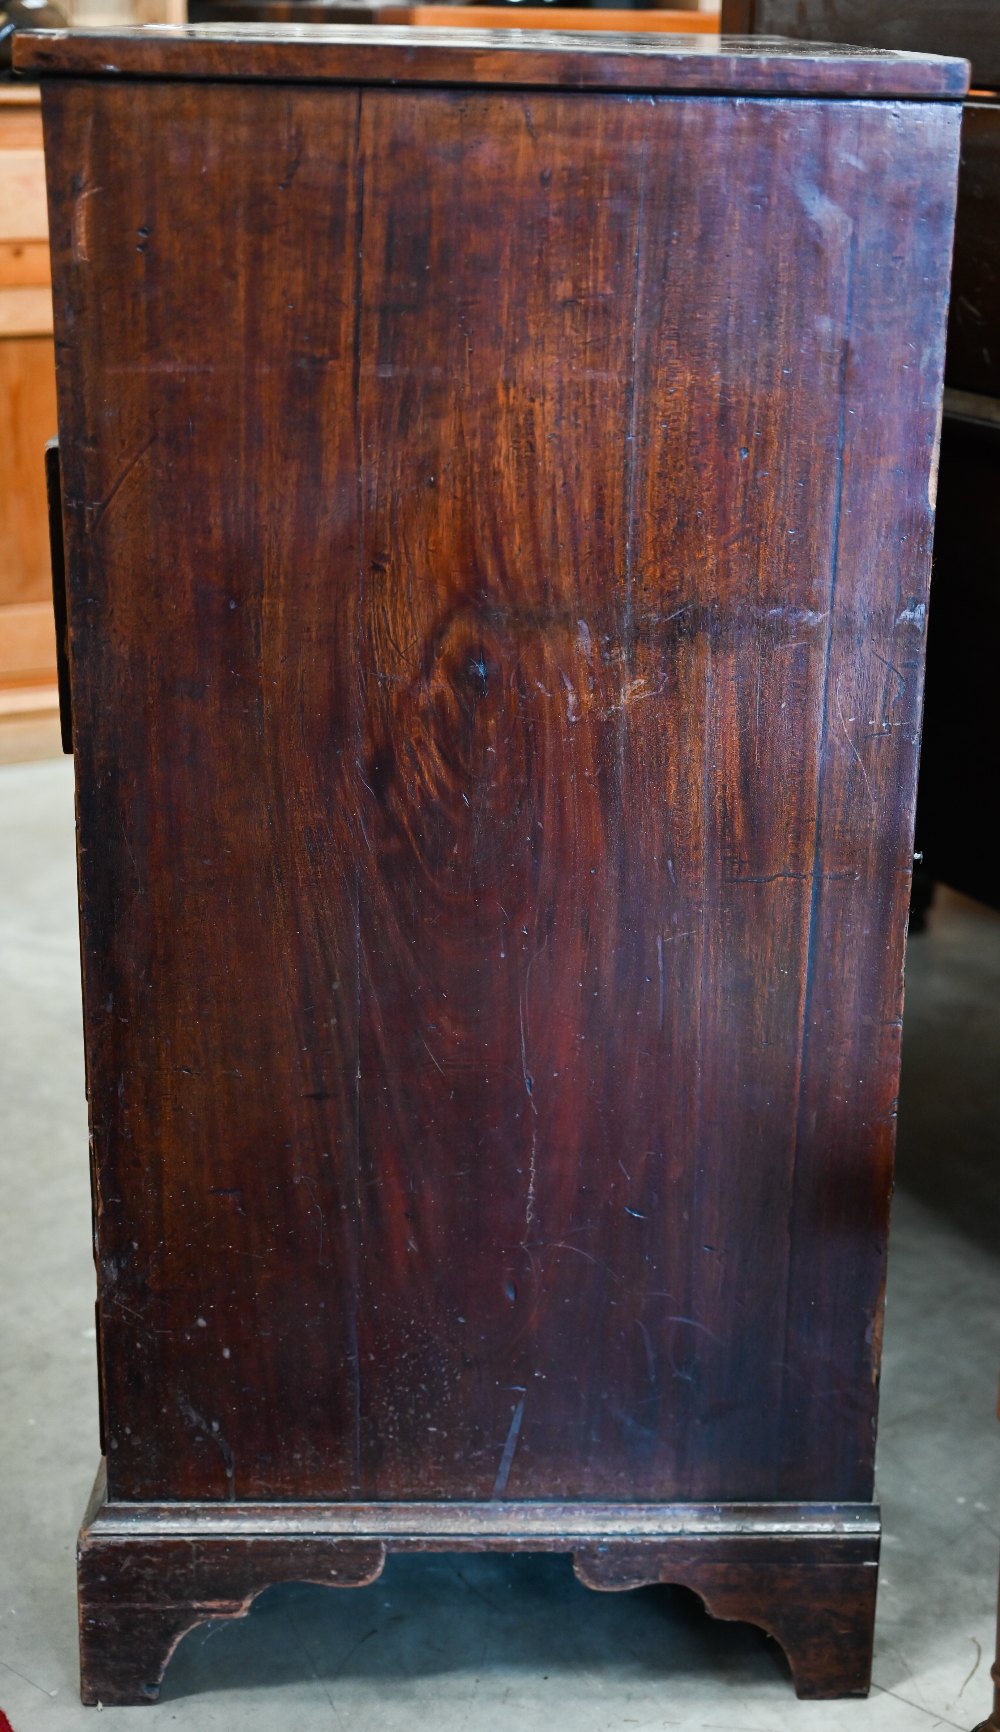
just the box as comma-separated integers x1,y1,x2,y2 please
0,755,997,1731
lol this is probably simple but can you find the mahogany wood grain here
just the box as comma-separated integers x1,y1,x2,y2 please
719,0,997,400
17,26,969,95
26,25,961,1704
80,1536,877,1705
722,0,1000,913
77,1466,880,1703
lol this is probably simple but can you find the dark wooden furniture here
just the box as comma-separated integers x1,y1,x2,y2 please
719,0,1000,404
720,0,1000,917
719,0,1000,85
19,24,964,1707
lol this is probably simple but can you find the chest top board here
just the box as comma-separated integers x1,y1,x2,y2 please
16,23,965,1708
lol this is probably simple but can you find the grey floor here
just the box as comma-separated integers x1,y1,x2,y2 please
0,756,997,1732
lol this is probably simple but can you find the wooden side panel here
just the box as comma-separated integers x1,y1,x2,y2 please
621,98,859,1501
351,89,649,1497
776,100,959,1495
349,90,846,1501
349,91,956,1501
42,78,958,1503
44,81,367,1499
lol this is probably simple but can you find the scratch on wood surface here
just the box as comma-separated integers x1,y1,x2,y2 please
178,1397,236,1500
663,1314,723,1344
86,434,157,536
519,945,545,1242
549,1239,617,1280
928,389,943,509
70,112,99,265
420,1034,445,1076
293,1173,328,1268
492,1394,526,1498
635,1317,657,1382
72,182,104,264
835,676,876,806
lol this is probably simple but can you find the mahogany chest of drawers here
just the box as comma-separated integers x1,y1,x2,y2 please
17,24,964,1705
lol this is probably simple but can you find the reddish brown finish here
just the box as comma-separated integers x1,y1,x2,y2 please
80,1534,876,1706
573,1542,878,1699
17,24,968,94
719,0,1000,917
719,0,996,402
77,1471,880,1704
29,26,960,1703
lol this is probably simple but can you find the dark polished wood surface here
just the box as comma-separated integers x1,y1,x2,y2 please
949,104,1000,402
76,1466,881,1704
719,0,995,403
718,0,1000,914
16,24,968,93
29,27,960,1702
720,0,998,88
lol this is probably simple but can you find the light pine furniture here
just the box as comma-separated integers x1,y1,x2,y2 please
188,3,721,30
19,23,964,1707
0,84,58,745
